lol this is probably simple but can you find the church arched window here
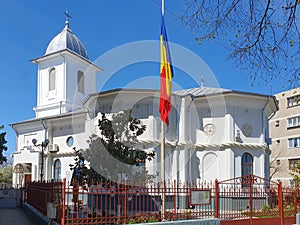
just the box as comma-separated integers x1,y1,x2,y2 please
49,68,56,91
54,159,61,180
241,153,253,187
77,71,85,94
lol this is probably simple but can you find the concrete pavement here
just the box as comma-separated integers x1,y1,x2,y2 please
0,207,40,225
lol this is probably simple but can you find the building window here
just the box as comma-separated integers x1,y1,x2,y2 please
288,137,300,148
287,116,300,128
241,153,253,187
132,103,150,119
66,136,74,147
49,68,56,91
276,139,280,144
77,71,85,94
289,158,300,170
275,120,279,127
54,159,61,180
287,95,300,107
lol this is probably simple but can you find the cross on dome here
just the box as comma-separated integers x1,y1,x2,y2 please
44,9,89,59
63,8,72,26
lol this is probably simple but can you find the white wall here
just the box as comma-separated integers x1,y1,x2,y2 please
35,53,98,118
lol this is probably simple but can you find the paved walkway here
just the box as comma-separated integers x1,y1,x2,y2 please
0,207,40,225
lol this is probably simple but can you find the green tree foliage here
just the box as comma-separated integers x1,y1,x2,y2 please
70,110,155,185
180,0,300,86
69,148,89,185
0,125,7,165
0,165,12,187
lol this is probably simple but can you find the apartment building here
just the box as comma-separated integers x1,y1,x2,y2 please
269,87,300,187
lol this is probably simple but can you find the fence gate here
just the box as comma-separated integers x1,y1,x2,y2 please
216,175,286,225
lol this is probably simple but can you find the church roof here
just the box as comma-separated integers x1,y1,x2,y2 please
83,87,275,104
175,87,231,97
45,21,88,59
10,109,88,127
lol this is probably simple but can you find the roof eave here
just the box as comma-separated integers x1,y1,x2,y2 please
30,49,102,72
82,88,160,106
10,110,88,128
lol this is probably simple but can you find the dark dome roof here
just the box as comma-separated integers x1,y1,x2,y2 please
45,22,88,59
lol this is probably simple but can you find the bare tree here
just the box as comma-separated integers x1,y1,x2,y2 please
179,0,300,86
290,162,300,187
269,153,283,179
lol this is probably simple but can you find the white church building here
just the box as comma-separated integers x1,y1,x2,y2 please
11,19,278,188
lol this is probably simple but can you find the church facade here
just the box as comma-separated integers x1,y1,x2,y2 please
11,19,278,188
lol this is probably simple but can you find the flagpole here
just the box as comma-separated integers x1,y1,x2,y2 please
160,1,166,221
161,121,165,220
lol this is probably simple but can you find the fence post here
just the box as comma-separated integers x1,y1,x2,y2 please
123,181,127,225
214,179,219,218
278,181,284,225
161,180,166,221
61,178,66,225
249,175,253,225
173,180,177,221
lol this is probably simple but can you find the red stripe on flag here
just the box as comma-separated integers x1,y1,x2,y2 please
159,66,171,126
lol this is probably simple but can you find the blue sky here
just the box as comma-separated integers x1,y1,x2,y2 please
0,1,287,159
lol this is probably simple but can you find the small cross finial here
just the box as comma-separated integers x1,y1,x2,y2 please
64,8,72,25
200,75,205,88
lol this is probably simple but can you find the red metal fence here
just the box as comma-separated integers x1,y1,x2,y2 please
216,175,300,225
25,175,300,225
62,180,216,224
25,180,63,223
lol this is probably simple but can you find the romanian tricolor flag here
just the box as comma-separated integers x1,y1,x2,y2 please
159,16,174,126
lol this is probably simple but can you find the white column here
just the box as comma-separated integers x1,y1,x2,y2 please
178,149,186,182
172,148,179,181
32,165,37,181
225,114,234,142
12,173,17,188
178,98,187,143
45,156,52,181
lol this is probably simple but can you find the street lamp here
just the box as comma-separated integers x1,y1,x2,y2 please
32,138,49,182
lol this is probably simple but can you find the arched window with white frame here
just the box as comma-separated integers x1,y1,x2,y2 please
77,70,85,94
49,68,56,92
54,159,61,180
241,152,253,187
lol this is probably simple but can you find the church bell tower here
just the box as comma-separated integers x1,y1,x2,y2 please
31,14,101,118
